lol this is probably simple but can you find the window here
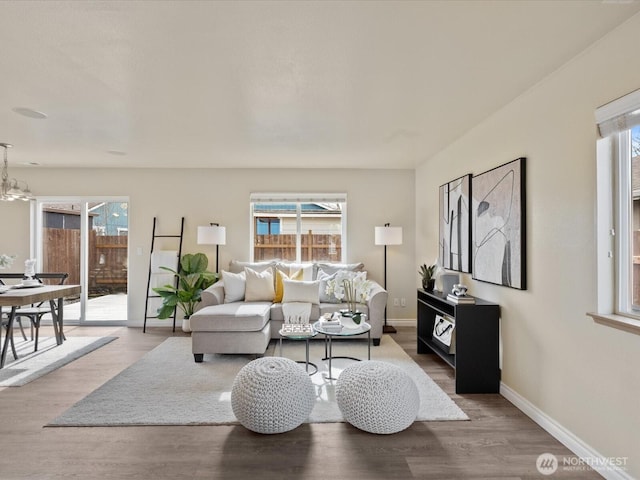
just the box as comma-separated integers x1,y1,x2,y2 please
250,193,346,263
595,89,640,323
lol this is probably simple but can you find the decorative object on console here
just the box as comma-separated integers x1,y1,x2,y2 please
472,157,526,289
375,223,403,334
152,253,218,331
439,272,459,295
197,223,226,273
418,263,439,292
1,143,34,202
439,174,472,272
432,314,456,354
452,284,467,296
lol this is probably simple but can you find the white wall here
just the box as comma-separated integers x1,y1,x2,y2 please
416,14,640,478
0,167,416,324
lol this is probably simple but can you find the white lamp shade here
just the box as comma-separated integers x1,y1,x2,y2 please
197,225,226,245
375,226,403,245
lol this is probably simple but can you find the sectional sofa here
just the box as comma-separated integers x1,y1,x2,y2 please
190,260,388,361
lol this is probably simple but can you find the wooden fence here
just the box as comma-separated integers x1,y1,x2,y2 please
42,228,128,295
254,232,341,262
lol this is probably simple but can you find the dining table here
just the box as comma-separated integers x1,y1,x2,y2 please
0,284,81,368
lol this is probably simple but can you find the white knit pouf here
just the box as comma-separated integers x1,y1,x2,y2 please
231,357,315,434
336,361,420,434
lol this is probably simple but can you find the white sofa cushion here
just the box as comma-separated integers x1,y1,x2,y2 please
313,262,364,279
221,270,246,303
190,302,271,332
282,279,320,304
229,260,276,274
244,267,275,302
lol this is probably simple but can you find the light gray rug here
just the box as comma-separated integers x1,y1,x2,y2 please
49,335,468,426
0,336,117,387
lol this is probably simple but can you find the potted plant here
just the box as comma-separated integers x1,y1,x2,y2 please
419,263,439,292
152,252,218,332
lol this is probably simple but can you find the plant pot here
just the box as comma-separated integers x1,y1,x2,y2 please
182,317,192,333
422,279,435,292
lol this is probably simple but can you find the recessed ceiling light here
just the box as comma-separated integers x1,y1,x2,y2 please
12,107,47,119
21,162,40,166
107,150,127,156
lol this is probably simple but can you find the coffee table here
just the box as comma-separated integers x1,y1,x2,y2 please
312,319,371,380
278,324,318,375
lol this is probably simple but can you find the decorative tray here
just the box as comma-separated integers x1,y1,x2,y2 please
280,324,315,337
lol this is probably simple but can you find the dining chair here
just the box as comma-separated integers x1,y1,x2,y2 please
14,273,69,352
0,274,31,346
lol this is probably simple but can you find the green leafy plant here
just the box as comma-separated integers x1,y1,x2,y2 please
152,253,218,319
419,263,439,290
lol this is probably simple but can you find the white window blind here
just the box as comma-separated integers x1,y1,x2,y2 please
596,88,640,138
250,193,347,203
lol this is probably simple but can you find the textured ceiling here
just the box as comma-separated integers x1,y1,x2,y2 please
1,0,639,169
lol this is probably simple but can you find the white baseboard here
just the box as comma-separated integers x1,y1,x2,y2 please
386,318,416,327
501,383,634,480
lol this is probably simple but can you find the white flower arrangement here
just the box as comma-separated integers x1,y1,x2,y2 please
325,271,373,313
0,254,16,269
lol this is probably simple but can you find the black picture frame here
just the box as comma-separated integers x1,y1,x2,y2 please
471,157,526,289
439,174,472,273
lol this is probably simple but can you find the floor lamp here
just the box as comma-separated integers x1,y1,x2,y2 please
375,223,403,334
197,223,226,273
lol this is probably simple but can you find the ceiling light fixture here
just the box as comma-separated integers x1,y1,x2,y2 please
1,143,34,202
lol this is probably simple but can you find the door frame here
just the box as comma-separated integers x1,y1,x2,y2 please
31,196,129,325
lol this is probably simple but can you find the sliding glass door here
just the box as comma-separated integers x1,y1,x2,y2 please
33,197,128,324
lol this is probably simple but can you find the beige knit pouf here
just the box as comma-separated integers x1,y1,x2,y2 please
231,357,315,434
336,360,420,434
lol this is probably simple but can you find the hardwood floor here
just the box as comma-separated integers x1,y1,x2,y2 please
0,325,598,479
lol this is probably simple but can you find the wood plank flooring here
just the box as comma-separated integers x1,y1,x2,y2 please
0,326,598,479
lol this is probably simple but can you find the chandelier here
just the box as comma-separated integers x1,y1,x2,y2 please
1,143,33,202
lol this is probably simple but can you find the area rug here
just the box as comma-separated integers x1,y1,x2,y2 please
0,336,117,387
48,335,468,426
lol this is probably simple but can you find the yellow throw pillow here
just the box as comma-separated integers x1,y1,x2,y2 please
274,268,303,303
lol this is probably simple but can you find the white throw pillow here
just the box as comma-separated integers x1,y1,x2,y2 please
317,269,339,303
244,267,275,302
221,270,246,303
313,262,364,279
282,279,320,305
228,260,276,274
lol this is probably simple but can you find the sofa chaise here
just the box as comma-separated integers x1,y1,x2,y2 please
190,260,388,361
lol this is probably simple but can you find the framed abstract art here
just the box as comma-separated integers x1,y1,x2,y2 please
439,174,472,273
471,157,526,289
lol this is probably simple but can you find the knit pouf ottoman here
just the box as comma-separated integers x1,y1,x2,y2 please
231,357,315,434
336,360,420,434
